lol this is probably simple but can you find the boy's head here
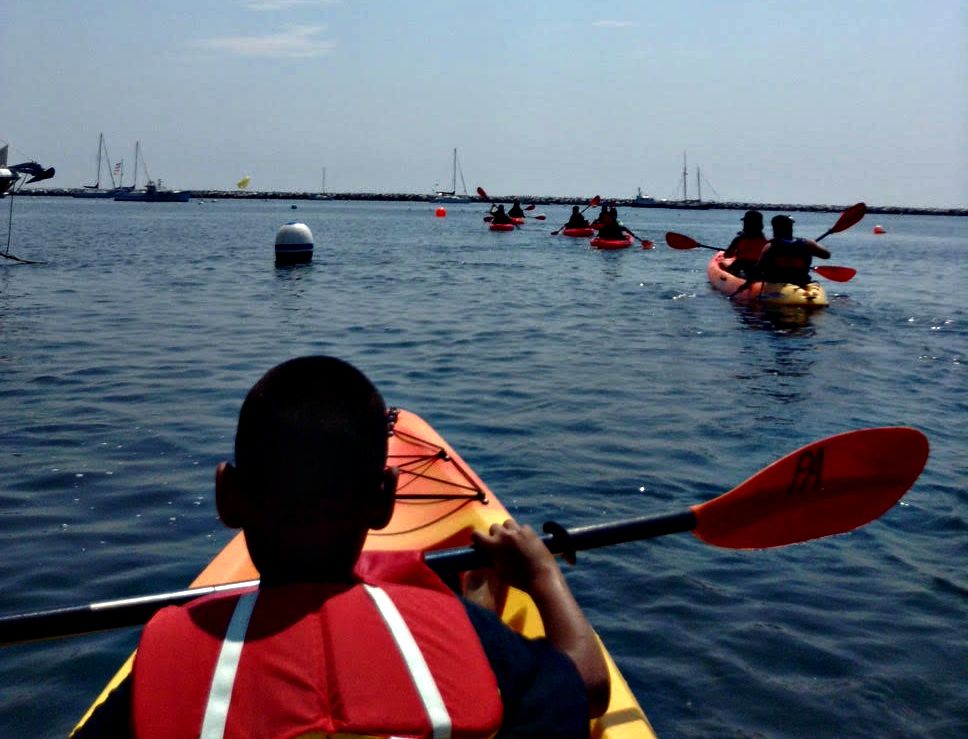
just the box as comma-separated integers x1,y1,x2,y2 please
771,215,795,240
216,356,397,582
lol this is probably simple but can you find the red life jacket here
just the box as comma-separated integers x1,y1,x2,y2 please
132,551,503,739
730,235,767,262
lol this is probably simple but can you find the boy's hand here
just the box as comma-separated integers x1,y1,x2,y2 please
471,520,560,593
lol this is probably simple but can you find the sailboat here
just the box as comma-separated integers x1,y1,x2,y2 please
308,166,332,200
630,154,713,209
72,133,122,198
432,148,473,203
114,141,191,202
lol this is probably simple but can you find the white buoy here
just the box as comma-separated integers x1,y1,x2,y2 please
275,222,313,265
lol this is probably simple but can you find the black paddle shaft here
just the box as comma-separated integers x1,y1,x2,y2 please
425,510,698,572
0,510,697,646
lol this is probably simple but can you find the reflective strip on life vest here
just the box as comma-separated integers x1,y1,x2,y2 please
363,584,453,739
197,586,454,739
200,591,258,739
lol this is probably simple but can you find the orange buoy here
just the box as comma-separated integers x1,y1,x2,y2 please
435,207,447,218
873,225,886,234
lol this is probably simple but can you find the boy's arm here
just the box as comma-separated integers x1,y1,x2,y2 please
471,520,611,717
802,238,831,259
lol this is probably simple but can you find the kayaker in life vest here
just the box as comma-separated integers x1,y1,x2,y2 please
114,356,610,739
754,215,830,286
489,203,514,225
722,210,767,277
596,206,632,241
565,205,590,229
507,199,525,219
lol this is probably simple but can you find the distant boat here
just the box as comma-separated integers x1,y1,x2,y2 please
114,179,191,202
629,187,659,208
113,141,190,202
308,166,332,200
72,133,123,199
433,148,474,203
630,153,712,210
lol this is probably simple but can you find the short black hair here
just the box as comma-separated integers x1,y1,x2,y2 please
234,356,388,508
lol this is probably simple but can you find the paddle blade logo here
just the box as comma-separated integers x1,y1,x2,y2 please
788,448,824,496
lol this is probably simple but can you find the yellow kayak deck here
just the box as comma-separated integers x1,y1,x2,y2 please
708,251,828,307
74,408,655,737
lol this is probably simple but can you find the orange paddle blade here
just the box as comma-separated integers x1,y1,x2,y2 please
817,202,866,240
692,427,928,549
813,265,857,282
831,202,867,234
665,232,700,249
476,186,489,200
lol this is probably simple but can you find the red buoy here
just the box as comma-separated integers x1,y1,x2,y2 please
435,207,447,218
873,225,886,234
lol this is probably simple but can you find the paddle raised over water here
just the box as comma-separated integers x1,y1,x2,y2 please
817,202,866,241
0,426,928,646
665,233,856,281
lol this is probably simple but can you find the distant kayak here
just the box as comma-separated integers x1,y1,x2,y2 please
591,234,634,250
489,222,515,232
562,227,595,238
707,251,828,307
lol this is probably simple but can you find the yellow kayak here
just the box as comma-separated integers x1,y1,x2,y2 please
74,408,655,737
708,251,828,307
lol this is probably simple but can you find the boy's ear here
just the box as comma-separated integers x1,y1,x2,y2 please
215,462,245,529
368,466,398,531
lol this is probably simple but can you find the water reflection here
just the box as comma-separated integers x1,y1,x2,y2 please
735,303,822,335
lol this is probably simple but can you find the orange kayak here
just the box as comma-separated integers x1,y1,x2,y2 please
74,409,656,738
563,227,595,238
591,234,634,250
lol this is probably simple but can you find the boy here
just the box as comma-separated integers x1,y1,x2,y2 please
126,356,608,737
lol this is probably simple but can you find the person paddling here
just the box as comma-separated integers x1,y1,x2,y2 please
76,356,609,738
753,215,831,287
596,206,633,241
489,203,514,225
722,210,767,278
507,199,525,219
565,205,590,229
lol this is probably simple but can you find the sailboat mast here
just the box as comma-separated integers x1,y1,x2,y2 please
697,167,702,203
321,167,326,194
451,148,457,193
95,134,104,189
681,151,688,201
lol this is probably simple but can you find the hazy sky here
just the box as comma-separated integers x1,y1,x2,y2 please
3,0,965,207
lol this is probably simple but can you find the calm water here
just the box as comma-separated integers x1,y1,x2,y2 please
0,197,964,737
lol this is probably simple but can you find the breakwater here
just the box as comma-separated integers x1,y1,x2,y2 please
15,188,967,217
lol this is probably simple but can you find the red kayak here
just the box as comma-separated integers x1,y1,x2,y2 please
591,234,633,250
562,227,595,238
510,216,525,225
489,222,515,232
